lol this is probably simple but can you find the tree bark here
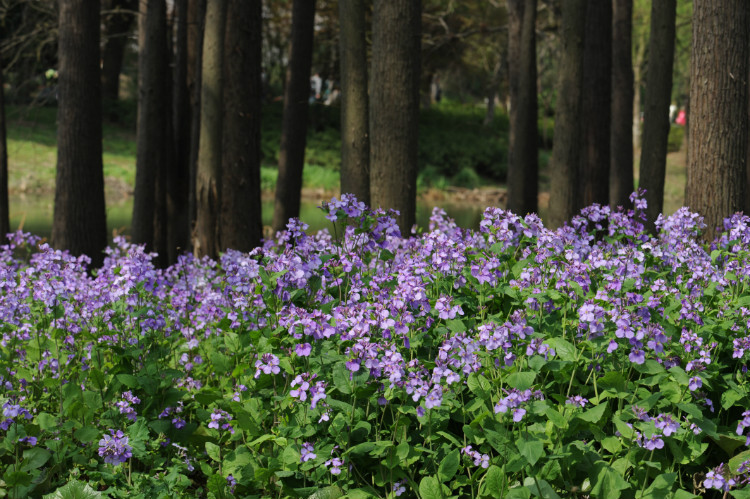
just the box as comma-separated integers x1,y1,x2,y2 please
272,0,316,233
338,0,370,206
101,0,137,106
220,0,262,251
506,0,538,216
192,0,227,259
52,0,107,268
685,0,749,241
580,0,611,207
639,0,676,231
548,0,586,228
0,64,9,243
610,0,634,209
132,0,169,257
370,0,421,234
186,0,205,234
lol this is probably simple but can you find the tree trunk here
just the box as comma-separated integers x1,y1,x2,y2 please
272,0,316,233
609,0,634,209
101,0,137,107
639,0,676,231
132,0,169,256
169,0,191,261
506,0,538,216
548,0,586,228
338,0,370,206
580,0,611,207
192,0,227,259
52,0,107,268
187,0,205,236
0,64,9,243
370,0,421,234
685,0,749,241
220,0,262,252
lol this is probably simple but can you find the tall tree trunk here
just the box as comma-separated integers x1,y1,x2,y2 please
52,0,107,268
685,0,749,241
338,0,370,206
186,0,205,234
580,0,611,207
370,0,421,234
272,0,316,233
192,0,227,259
101,0,137,107
169,0,191,261
132,0,168,256
0,64,9,243
610,0,634,209
632,34,647,153
548,0,586,228
506,0,538,216
639,0,676,231
220,0,262,251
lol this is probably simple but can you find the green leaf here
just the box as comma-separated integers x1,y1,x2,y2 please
74,426,100,444
116,374,138,388
36,412,58,431
545,407,566,428
205,442,222,462
505,487,532,499
333,363,353,395
209,351,231,375
506,372,536,391
729,449,750,473
446,319,466,333
516,434,545,466
21,447,51,471
612,415,635,440
722,389,745,410
545,337,576,362
347,442,376,456
438,449,460,482
3,470,32,488
590,462,630,499
419,476,442,499
673,490,701,499
307,486,345,499
729,490,750,499
43,480,104,499
483,465,505,499
578,403,607,424
641,472,676,499
668,366,689,386
523,477,561,498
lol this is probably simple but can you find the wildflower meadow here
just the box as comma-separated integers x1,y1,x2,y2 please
3,192,750,498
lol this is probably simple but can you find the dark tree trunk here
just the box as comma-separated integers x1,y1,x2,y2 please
685,0,749,241
186,0,205,233
610,0,634,210
370,0,421,234
192,0,227,259
338,0,370,206
220,0,262,251
132,0,169,257
101,0,137,106
272,0,316,233
506,0,538,216
0,65,9,243
169,0,191,261
52,0,107,268
640,0,676,231
548,0,587,228
580,0,611,207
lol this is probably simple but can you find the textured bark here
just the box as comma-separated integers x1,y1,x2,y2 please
685,1,749,241
639,0,676,231
192,0,227,259
169,0,191,261
132,0,169,256
187,0,205,234
548,0,586,228
506,0,538,216
338,0,370,206
220,0,262,251
580,0,611,207
101,0,137,104
370,0,421,234
272,0,316,233
52,0,107,268
610,0,634,209
0,65,8,243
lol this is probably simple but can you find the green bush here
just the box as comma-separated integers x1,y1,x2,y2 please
452,166,481,189
668,125,685,153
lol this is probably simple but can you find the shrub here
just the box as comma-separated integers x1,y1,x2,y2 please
668,125,685,153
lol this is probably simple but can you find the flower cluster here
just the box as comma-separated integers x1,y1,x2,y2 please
98,429,133,465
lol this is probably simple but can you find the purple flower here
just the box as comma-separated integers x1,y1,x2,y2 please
393,480,407,496
704,464,735,491
295,342,312,357
98,429,133,465
300,442,316,462
628,349,645,365
325,457,344,475
226,475,237,494
641,435,664,451
688,376,702,391
254,353,281,378
566,395,588,408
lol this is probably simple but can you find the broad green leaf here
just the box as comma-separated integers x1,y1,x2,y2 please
446,319,466,333
523,477,561,499
729,490,750,499
506,372,536,391
516,434,545,466
578,403,607,424
590,462,629,499
545,337,576,362
641,472,676,499
483,465,505,499
43,480,104,499
612,415,635,440
36,412,58,431
505,486,532,499
333,363,353,395
722,389,745,410
347,442,376,456
205,441,222,462
438,449,460,482
74,426,99,444
419,476,442,499
4,470,32,488
729,449,750,473
21,447,51,471
544,407,566,428
307,486,345,499
668,366,689,386
116,374,138,388
673,490,701,499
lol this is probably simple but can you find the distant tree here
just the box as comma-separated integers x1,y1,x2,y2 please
101,0,137,108
272,0,316,233
186,0,205,231
220,0,262,251
52,0,107,267
370,0,421,233
609,0,634,209
0,64,8,242
192,0,227,258
685,0,749,241
639,0,676,231
548,0,586,228
580,0,611,207
506,0,538,216
338,0,370,206
132,0,169,262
